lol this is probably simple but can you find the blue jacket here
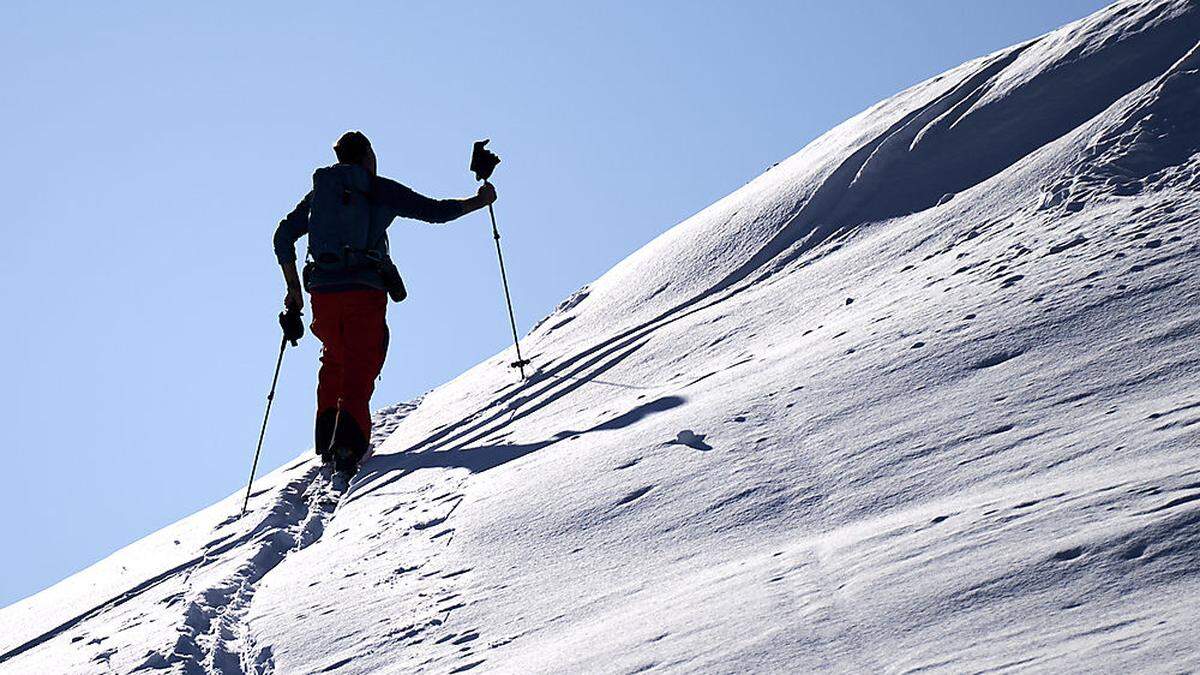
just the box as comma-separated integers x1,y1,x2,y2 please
274,170,466,292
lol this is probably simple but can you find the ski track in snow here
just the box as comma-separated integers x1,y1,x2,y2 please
0,465,340,674
135,466,341,674
131,405,418,674
0,405,416,674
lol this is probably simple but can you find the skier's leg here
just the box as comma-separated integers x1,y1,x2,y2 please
339,290,389,460
310,292,348,457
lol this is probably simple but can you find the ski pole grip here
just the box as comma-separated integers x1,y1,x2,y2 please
279,308,305,347
470,139,500,182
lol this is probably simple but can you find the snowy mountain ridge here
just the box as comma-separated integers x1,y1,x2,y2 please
3,0,1200,672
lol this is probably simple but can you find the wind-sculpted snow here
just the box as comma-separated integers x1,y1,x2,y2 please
834,0,1199,227
3,1,1200,672
568,0,1199,339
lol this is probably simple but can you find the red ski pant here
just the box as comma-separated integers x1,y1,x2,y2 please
310,289,389,441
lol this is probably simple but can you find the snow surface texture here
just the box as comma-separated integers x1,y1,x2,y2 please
3,1,1199,672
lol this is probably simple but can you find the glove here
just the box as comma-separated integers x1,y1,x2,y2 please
279,307,305,346
470,139,501,182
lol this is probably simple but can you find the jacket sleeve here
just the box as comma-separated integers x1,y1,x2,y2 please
374,177,467,224
273,192,311,264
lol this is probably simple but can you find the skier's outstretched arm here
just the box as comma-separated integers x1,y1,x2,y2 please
376,178,495,224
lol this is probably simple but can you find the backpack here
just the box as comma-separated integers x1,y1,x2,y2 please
306,163,375,271
303,163,407,302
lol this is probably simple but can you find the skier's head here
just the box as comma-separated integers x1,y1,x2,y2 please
334,130,376,176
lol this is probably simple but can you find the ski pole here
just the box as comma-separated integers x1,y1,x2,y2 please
470,139,529,379
242,335,286,514
242,308,304,515
485,190,530,379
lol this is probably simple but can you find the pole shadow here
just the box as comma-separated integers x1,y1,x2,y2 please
346,395,685,503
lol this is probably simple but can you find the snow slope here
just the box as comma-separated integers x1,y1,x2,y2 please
3,0,1199,671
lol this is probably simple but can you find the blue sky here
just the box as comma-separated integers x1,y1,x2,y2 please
0,0,1110,607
